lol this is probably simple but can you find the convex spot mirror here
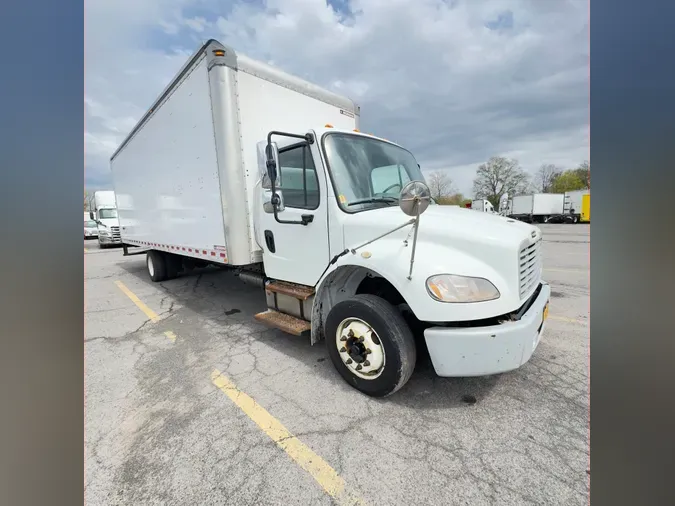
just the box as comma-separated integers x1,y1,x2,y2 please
399,180,431,217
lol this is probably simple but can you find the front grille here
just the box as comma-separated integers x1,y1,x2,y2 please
111,226,121,241
519,238,542,299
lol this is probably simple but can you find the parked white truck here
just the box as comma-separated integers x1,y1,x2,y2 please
510,194,565,223
470,199,495,213
89,190,121,248
110,40,550,397
563,189,590,223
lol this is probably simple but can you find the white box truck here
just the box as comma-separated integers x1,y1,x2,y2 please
510,194,565,223
110,39,550,397
89,190,121,247
563,189,590,223
470,199,495,213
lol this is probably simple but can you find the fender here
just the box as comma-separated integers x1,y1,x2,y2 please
310,236,522,344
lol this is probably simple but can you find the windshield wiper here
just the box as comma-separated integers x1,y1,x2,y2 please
347,197,398,207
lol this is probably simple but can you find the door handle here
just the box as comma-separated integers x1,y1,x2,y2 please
301,214,314,225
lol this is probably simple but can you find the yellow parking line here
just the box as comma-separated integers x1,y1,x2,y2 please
550,315,588,325
211,369,366,506
114,280,160,323
164,331,177,342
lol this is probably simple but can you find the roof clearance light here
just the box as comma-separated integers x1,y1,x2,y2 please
213,49,225,56
325,124,333,128
353,129,360,132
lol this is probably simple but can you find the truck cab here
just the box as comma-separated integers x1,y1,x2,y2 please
90,190,122,248
253,127,550,397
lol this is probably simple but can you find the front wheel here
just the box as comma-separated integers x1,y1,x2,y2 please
325,294,417,397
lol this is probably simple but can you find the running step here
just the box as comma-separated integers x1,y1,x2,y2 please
254,309,312,336
265,281,315,300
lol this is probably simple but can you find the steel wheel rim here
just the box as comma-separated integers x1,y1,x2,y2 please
335,317,385,380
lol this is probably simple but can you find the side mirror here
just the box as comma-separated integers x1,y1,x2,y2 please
263,188,285,214
89,211,95,220
265,141,280,186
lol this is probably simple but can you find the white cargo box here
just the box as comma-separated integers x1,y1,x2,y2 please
532,193,564,215
110,39,359,266
511,194,564,216
564,189,590,214
511,195,534,215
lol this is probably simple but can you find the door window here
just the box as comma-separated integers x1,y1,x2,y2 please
277,144,320,210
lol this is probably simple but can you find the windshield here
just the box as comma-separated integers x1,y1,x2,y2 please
322,133,426,212
99,209,118,219
84,220,97,227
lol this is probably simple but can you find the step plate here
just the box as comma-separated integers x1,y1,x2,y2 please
265,281,315,300
254,310,312,336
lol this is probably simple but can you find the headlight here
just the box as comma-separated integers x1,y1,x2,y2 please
426,274,500,303
99,229,110,236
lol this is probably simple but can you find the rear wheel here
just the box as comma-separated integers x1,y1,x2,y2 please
164,253,182,280
325,294,416,397
146,251,167,282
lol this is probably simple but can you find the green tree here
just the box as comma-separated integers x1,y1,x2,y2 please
571,160,590,189
472,156,530,208
550,171,586,193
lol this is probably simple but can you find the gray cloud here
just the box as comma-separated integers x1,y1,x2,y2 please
85,0,588,195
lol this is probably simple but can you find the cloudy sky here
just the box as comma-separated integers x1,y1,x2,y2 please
85,0,589,196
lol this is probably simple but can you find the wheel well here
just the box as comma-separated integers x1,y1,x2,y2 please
356,274,405,306
311,265,409,345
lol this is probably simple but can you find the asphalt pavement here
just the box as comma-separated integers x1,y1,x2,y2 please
85,223,590,505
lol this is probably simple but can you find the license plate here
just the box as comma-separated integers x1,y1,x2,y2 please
542,302,550,322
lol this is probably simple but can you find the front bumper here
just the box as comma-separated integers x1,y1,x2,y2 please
423,282,551,377
98,235,122,244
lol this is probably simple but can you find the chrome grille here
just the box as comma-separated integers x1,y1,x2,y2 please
519,238,542,299
111,226,121,241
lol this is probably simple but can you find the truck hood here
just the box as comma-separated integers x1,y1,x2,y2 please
341,205,540,251
98,218,119,228
340,204,541,294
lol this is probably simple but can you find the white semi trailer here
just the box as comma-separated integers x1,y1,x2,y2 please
110,40,550,397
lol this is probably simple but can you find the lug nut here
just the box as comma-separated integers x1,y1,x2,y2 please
340,336,347,342
358,336,365,343
363,360,370,367
348,329,354,338
340,347,346,353
346,358,353,364
356,364,362,371
365,349,371,354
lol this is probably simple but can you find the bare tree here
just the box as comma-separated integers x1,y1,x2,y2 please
534,164,562,193
472,156,530,208
426,170,455,201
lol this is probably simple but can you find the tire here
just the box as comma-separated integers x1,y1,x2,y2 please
165,254,182,280
146,251,168,282
325,294,417,398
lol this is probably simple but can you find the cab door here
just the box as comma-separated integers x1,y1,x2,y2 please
255,138,330,286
